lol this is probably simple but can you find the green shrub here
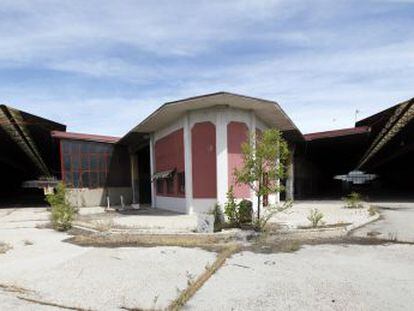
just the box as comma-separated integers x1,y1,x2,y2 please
224,186,238,226
343,192,364,209
45,182,76,231
211,203,223,232
238,199,253,224
307,208,324,228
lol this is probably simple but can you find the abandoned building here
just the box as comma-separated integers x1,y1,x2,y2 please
120,92,301,214
0,93,412,210
298,97,414,199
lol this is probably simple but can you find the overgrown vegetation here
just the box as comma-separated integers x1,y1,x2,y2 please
307,208,324,228
211,203,223,232
223,187,254,229
45,182,77,231
168,245,239,311
67,231,235,250
234,128,291,231
94,219,114,232
343,192,364,209
238,199,253,225
224,186,238,226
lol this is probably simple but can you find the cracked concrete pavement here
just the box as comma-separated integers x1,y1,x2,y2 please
1,203,413,310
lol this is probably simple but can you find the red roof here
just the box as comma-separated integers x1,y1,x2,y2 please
51,131,120,144
304,126,370,141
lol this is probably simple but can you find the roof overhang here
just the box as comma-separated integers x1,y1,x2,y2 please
304,126,371,141
120,92,303,144
51,131,120,144
0,105,66,176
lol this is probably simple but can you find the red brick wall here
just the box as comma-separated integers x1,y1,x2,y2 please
192,122,217,198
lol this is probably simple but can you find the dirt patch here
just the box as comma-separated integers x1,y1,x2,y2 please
0,283,32,295
66,221,413,257
297,222,351,229
65,228,251,252
244,229,414,254
0,242,12,254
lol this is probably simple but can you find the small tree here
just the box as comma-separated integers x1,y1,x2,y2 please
45,182,77,231
234,129,290,221
224,186,238,226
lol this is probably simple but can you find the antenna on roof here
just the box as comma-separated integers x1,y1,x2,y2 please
355,109,360,123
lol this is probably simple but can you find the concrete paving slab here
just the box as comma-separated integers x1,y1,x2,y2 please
270,200,372,229
0,207,50,229
187,244,414,311
0,292,60,311
0,225,216,310
352,202,414,242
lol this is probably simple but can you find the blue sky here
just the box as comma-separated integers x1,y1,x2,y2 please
0,0,413,136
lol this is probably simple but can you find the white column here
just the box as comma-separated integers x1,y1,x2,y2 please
216,108,229,207
275,156,281,205
149,133,156,208
183,114,193,214
250,111,258,212
286,146,295,201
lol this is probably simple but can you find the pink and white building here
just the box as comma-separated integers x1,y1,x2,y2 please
121,92,302,215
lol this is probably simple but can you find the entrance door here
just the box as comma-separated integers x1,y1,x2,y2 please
137,145,151,205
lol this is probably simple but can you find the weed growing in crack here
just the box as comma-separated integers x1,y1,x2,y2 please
307,208,324,228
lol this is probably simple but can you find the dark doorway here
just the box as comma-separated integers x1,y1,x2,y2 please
0,160,45,207
137,145,151,204
0,105,65,207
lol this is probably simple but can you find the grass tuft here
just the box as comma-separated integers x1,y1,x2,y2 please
0,242,12,254
168,245,240,311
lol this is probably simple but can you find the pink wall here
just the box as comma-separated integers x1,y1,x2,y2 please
154,129,185,197
192,122,217,198
227,121,251,198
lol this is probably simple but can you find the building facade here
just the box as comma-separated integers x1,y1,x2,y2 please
1,92,412,207
51,131,132,207
122,92,301,214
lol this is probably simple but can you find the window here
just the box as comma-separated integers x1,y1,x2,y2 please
177,172,185,194
166,177,174,194
157,179,164,194
61,140,113,189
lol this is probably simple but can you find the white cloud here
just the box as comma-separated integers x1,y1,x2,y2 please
0,0,413,135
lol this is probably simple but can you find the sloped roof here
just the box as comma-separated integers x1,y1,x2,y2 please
0,105,66,176
51,131,120,144
304,126,371,141
121,92,303,144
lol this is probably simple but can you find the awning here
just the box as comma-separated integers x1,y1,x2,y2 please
151,169,175,181
22,179,60,189
334,170,377,185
